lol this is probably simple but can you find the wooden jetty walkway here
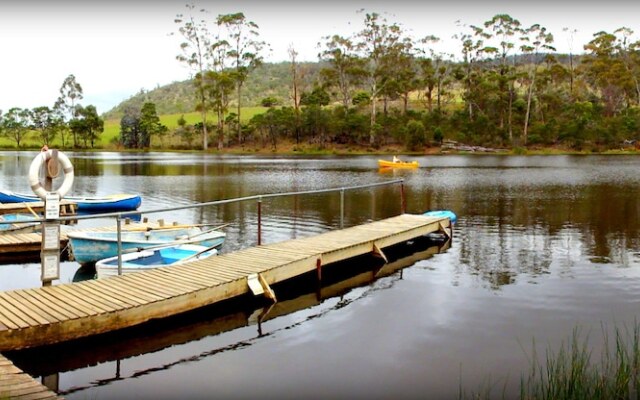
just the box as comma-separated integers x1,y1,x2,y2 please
0,201,76,216
0,354,61,399
0,213,451,352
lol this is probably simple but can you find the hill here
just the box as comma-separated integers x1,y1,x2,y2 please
103,61,323,120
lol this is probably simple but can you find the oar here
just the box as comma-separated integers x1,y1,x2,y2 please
121,224,229,253
23,202,39,218
179,243,220,263
185,224,230,239
126,222,230,232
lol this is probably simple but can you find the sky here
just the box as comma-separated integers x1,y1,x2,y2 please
1,0,639,115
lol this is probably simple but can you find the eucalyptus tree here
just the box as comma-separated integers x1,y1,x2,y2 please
216,12,266,146
69,105,104,148
1,107,31,148
483,14,522,142
174,3,212,150
318,34,364,110
288,44,303,144
379,34,416,115
31,106,62,146
119,106,143,149
54,74,83,147
355,11,404,145
562,27,579,96
581,29,638,116
139,102,167,148
454,22,489,122
206,37,235,149
613,27,640,106
415,35,454,114
520,24,555,144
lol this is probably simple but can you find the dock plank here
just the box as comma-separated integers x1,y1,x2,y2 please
0,354,62,399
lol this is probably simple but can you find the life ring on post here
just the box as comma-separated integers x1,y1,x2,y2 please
28,149,74,199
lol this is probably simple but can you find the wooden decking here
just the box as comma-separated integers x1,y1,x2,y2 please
0,213,451,351
0,201,76,216
0,354,61,399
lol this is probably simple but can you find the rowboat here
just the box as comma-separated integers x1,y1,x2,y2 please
95,243,219,278
67,226,226,264
0,190,141,212
0,213,40,233
378,159,419,169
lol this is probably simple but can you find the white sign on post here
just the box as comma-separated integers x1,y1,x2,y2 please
41,252,60,281
45,192,60,219
42,224,60,251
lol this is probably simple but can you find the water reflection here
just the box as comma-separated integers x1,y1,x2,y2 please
2,152,640,398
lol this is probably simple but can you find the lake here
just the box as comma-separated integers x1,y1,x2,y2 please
1,151,640,399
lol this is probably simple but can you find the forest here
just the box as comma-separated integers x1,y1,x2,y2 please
1,10,640,153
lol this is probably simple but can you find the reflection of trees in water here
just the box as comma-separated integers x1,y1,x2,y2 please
453,182,640,289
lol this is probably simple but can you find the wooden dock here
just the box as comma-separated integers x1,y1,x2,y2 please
0,213,451,351
0,354,61,399
0,201,76,216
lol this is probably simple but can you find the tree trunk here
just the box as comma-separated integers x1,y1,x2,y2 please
237,83,242,147
523,73,536,145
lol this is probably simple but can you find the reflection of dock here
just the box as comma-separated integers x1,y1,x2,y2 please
0,354,61,399
7,237,450,381
0,214,452,353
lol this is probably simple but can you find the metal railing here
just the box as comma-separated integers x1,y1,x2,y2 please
14,179,406,279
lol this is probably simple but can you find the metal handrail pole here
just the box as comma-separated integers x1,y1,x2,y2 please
116,215,123,276
257,196,262,246
51,180,405,226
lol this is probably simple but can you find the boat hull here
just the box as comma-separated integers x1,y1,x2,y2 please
0,190,141,212
0,213,39,233
68,227,226,264
378,159,419,169
423,210,457,224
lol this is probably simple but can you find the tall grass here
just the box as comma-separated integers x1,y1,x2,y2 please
464,323,640,399
521,324,640,399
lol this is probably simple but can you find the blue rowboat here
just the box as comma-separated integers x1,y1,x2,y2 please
0,213,40,233
67,226,226,265
423,210,457,224
0,190,141,212
95,243,219,278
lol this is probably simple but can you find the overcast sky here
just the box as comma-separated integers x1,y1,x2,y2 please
1,0,638,114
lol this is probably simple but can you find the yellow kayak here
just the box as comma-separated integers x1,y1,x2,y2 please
378,159,419,169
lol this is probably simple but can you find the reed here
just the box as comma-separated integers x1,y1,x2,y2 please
463,323,640,399
521,324,640,400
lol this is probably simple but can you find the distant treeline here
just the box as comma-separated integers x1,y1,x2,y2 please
3,11,640,152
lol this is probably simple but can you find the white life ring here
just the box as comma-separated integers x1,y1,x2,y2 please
28,150,74,199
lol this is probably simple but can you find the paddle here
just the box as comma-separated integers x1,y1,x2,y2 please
126,222,230,232
122,223,230,254
179,243,220,263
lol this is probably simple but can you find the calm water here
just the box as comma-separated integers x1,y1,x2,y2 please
2,151,640,399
